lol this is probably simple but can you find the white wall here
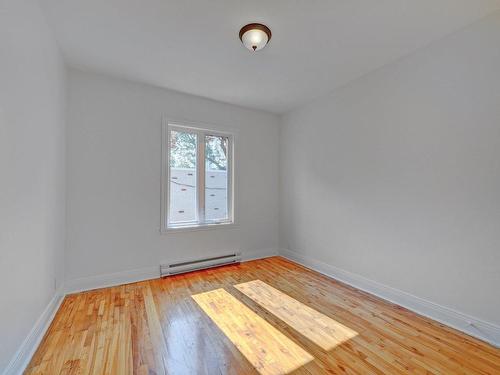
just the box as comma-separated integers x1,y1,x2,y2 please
66,69,280,284
280,12,500,327
0,0,66,372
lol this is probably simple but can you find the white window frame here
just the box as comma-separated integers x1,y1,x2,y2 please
161,118,234,232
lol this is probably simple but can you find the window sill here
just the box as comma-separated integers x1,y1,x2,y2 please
161,222,237,234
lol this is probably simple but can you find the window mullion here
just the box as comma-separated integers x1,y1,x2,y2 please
197,131,206,224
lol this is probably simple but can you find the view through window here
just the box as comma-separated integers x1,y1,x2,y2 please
165,124,233,229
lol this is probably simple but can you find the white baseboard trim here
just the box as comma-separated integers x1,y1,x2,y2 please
3,288,65,375
280,249,500,348
242,248,279,262
65,249,279,295
65,266,160,294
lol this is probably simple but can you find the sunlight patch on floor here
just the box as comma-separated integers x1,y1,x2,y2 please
235,280,358,351
192,288,313,375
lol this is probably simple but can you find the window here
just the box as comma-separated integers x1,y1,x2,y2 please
162,121,233,231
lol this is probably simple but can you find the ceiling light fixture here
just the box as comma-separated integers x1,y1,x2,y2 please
239,23,272,52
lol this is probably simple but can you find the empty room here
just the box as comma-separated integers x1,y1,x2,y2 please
2,1,500,374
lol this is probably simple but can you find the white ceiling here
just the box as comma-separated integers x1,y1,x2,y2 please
41,0,500,114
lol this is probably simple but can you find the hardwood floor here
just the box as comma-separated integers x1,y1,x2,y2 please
26,257,500,374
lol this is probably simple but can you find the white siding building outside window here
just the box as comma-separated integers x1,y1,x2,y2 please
169,168,228,223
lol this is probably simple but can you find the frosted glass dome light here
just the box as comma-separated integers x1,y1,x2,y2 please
239,23,272,52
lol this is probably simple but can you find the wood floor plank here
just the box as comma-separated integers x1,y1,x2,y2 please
25,256,500,374
235,279,358,350
192,288,313,375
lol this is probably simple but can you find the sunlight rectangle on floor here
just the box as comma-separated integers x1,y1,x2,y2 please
235,280,357,351
192,288,313,375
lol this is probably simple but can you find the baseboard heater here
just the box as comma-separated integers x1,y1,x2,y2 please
160,252,242,276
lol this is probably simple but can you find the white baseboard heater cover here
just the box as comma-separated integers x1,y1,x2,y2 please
160,252,242,276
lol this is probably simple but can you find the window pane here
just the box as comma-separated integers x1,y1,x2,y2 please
205,135,229,222
169,130,197,224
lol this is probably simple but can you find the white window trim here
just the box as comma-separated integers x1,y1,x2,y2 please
160,117,235,233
